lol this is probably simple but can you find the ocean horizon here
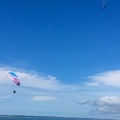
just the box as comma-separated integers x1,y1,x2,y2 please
0,115,116,120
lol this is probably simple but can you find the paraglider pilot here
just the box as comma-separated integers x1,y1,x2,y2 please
13,90,16,93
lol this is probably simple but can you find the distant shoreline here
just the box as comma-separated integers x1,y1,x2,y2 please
0,115,116,120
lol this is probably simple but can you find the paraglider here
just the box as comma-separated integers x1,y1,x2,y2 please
6,72,20,93
102,0,107,10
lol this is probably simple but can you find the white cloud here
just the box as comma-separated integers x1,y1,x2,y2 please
0,67,82,93
19,72,61,90
79,96,120,115
0,68,11,84
0,67,62,90
88,70,120,86
2,66,120,117
85,82,100,86
32,96,57,102
0,95,10,101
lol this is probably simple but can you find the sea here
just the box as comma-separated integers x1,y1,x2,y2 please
0,116,116,120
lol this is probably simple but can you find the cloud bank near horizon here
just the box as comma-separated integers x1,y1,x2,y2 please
1,66,120,117
79,96,120,115
1,67,120,103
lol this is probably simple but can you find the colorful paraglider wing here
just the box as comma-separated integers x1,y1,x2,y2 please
6,72,20,86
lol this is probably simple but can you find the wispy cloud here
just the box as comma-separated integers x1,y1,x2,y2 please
0,67,62,90
0,95,10,101
1,66,120,118
79,96,120,115
88,70,120,86
32,96,57,102
1,67,120,94
0,67,82,93
77,70,120,117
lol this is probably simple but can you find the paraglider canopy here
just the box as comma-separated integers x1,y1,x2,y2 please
6,72,20,86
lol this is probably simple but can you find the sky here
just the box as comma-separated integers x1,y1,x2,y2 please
1,0,120,119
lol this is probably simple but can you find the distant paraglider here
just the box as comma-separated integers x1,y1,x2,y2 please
102,5,106,10
102,0,107,10
6,72,20,93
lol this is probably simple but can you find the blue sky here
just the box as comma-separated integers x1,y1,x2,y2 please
1,0,120,119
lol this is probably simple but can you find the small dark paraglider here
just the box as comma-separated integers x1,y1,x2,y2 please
102,5,106,9
102,0,107,10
